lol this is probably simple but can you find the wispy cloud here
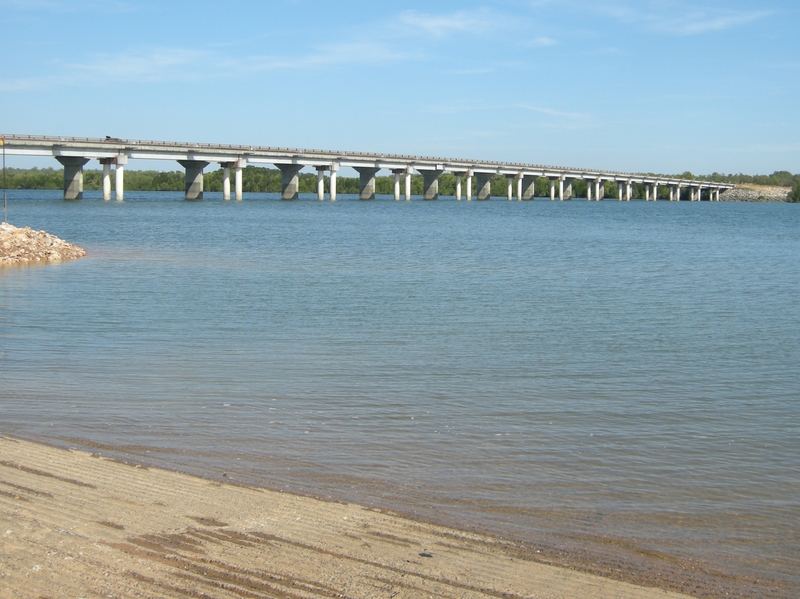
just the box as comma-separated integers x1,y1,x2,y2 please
516,103,588,119
588,2,773,36
0,42,412,90
398,8,512,38
523,37,558,48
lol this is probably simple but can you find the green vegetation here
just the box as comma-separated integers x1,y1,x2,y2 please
2,166,799,201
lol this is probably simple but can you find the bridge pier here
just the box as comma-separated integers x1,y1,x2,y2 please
522,175,536,200
178,160,209,200
420,168,442,200
618,182,624,201
506,176,514,201
330,171,337,201
476,173,492,200
276,164,302,200
465,174,472,201
223,166,231,200
563,177,574,201
549,178,556,201
455,175,462,201
100,158,113,201
516,174,523,201
594,178,604,201
355,167,379,200
393,170,402,201
654,183,659,201
55,156,90,200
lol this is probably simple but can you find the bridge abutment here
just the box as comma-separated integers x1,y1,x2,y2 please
522,175,536,200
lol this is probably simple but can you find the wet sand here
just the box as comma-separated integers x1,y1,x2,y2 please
0,436,697,599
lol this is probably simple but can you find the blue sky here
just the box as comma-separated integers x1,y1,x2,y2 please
1,0,797,175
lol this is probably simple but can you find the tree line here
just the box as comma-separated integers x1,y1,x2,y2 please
3,166,799,201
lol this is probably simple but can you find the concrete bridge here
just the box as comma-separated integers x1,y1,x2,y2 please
1,134,733,202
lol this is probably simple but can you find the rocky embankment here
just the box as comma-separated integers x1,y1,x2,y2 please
0,222,86,265
720,184,791,202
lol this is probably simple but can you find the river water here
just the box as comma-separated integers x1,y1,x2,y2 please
2,191,798,598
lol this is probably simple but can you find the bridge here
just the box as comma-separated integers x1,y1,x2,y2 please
1,134,733,203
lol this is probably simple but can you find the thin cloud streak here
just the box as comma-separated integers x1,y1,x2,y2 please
0,42,413,90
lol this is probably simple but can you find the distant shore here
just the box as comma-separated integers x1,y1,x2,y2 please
720,184,792,202
0,222,86,265
0,436,695,599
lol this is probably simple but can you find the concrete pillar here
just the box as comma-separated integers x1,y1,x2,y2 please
222,166,231,201
653,183,659,202
393,171,401,201
563,178,574,201
522,175,536,200
516,175,523,201
618,182,624,201
587,180,593,201
456,175,462,201
317,167,325,201
646,185,651,201
235,166,243,201
626,182,632,201
595,179,602,202
421,169,441,200
55,156,90,200
669,186,675,202
404,172,411,201
330,171,337,202
466,175,472,201
676,186,681,202
549,178,556,201
355,167,379,200
507,176,514,201
558,178,564,201
476,173,492,200
100,159,112,201
115,164,124,202
178,160,209,200
276,164,302,200
716,189,720,201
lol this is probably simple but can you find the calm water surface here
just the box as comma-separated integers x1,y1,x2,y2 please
2,191,798,597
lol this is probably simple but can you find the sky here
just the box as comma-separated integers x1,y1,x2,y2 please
0,0,797,175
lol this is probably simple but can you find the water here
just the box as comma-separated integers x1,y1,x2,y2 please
2,190,799,598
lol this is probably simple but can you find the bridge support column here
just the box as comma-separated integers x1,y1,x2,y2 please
404,172,411,201
455,175,462,201
55,156,90,200
618,182,624,201
669,186,675,202
317,167,326,201
115,161,125,202
99,158,113,201
506,176,514,201
549,178,556,201
653,183,659,201
178,160,209,200
222,166,231,201
234,161,244,201
516,174,523,201
330,171,337,202
522,175,536,200
476,173,492,200
646,185,651,201
355,167,379,200
465,174,472,201
587,180,593,201
676,185,681,202
563,177,574,200
420,169,442,200
594,179,603,202
393,170,402,201
276,164,302,200
716,189,721,201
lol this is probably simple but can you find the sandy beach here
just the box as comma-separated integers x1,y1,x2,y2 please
0,436,698,599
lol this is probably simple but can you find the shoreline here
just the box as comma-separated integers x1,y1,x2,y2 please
0,436,698,599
